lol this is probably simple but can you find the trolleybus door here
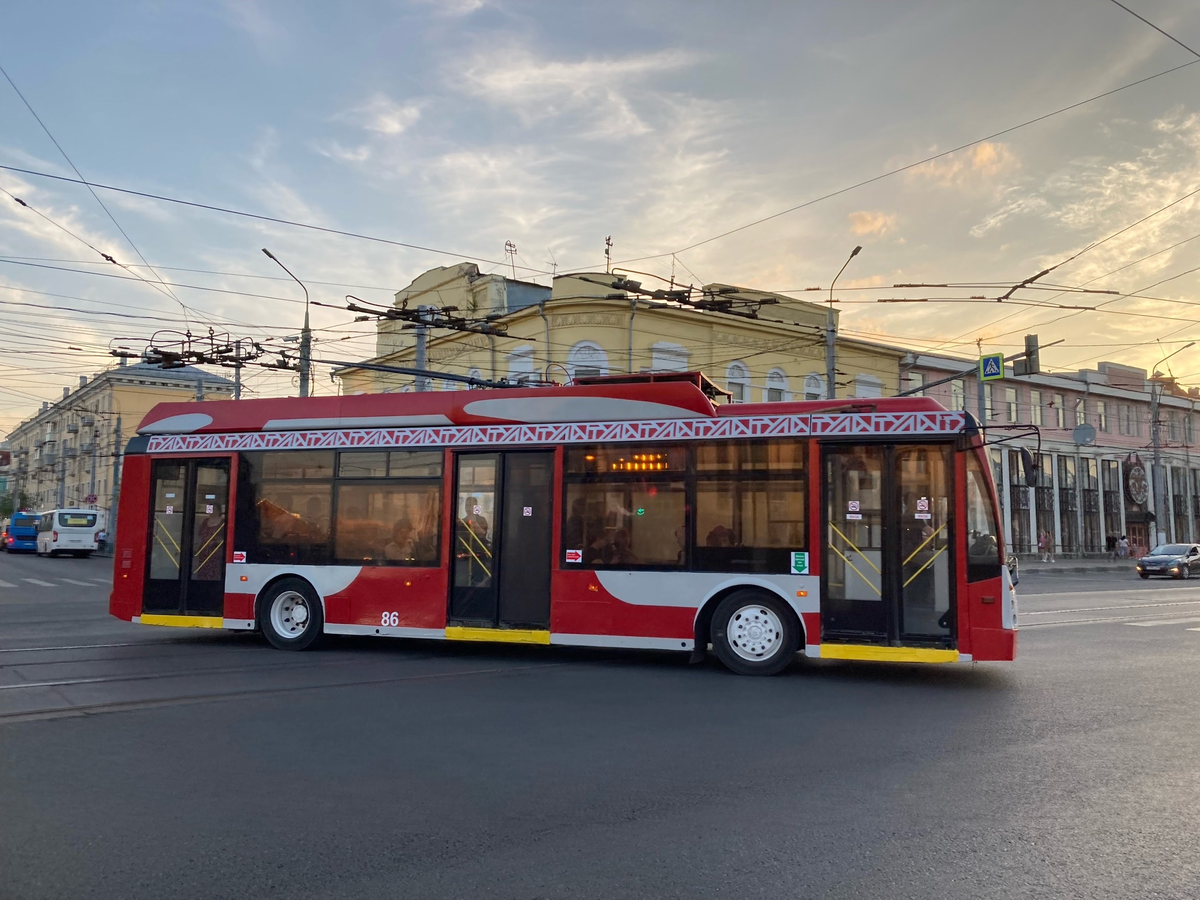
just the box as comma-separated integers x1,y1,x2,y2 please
144,458,230,617
821,444,954,646
449,451,553,629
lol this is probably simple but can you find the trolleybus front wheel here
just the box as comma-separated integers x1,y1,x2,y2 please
258,578,325,651
710,590,799,676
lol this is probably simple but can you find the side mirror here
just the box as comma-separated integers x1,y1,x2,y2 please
1020,448,1038,487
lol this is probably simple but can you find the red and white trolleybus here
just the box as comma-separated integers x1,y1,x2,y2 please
109,372,1016,675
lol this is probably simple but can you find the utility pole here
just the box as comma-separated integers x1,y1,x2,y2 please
1149,343,1194,545
826,245,862,400
414,305,432,392
88,425,98,506
1151,380,1165,545
262,248,311,397
57,451,66,509
108,415,122,555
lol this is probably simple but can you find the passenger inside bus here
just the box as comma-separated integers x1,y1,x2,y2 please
383,519,416,561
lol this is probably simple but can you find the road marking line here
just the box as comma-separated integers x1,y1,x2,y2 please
1023,600,1200,615
1125,616,1200,627
59,578,97,586
1188,628,1200,632
0,580,15,588
90,579,111,584
21,578,55,587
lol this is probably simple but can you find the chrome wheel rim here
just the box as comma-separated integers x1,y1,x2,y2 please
727,605,783,661
270,590,311,639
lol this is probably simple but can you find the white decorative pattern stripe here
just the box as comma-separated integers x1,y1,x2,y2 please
145,411,967,453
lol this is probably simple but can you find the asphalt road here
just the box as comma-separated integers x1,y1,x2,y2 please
2,552,1198,899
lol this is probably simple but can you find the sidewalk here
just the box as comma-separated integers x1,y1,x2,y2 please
1018,558,1139,577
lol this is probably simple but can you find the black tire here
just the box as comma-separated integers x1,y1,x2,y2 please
257,577,325,651
1140,572,1150,579
710,589,800,676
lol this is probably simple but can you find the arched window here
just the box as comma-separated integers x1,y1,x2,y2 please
467,368,483,386
507,346,535,384
726,361,750,403
804,373,825,401
567,341,609,380
765,368,789,403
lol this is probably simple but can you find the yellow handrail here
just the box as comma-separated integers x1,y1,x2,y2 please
829,522,881,574
903,545,947,588
904,523,946,565
829,543,882,596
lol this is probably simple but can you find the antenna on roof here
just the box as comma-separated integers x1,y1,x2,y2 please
504,241,517,280
605,236,613,273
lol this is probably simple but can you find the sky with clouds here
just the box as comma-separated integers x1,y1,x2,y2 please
3,0,1200,434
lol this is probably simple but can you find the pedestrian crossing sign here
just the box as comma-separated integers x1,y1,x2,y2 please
979,353,1004,381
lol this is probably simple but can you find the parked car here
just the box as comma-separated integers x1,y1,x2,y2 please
1135,543,1200,579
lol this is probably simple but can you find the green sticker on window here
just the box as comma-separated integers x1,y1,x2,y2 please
790,551,809,575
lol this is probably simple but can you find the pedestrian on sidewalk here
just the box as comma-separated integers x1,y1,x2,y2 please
1038,530,1055,563
1118,535,1130,558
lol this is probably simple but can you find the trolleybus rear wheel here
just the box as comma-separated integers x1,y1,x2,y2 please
258,578,325,651
710,590,799,676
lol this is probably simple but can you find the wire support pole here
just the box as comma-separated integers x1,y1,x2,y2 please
261,248,310,397
827,246,862,400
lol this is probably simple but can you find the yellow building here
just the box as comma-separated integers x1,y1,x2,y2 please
337,265,903,401
4,361,234,517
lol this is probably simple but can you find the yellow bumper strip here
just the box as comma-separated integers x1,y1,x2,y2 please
445,626,551,645
820,643,959,663
137,614,225,629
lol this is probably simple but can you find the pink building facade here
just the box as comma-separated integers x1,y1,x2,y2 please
906,356,1200,558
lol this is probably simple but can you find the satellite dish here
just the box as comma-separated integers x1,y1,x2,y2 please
1073,423,1097,446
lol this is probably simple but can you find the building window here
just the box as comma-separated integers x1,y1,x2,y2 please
1005,387,1018,423
1008,448,1031,554
765,369,789,403
804,373,824,401
854,374,882,399
904,371,926,396
1102,460,1121,542
951,379,965,410
1075,399,1087,427
567,341,609,380
1030,390,1043,426
1081,458,1101,553
1051,394,1065,429
726,361,750,403
1168,412,1180,443
1187,416,1195,444
1097,400,1109,432
984,383,995,420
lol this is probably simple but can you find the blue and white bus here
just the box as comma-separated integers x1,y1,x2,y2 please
3,512,39,552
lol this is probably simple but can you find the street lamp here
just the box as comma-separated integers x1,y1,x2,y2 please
262,248,311,398
1149,341,1195,545
826,245,862,400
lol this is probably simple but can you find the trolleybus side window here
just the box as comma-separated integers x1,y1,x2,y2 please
966,453,1002,582
693,439,807,573
238,450,444,566
334,451,443,565
239,451,334,564
564,445,687,568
